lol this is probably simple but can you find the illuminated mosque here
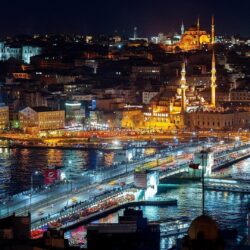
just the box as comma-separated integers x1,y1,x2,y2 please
163,16,215,52
143,51,217,130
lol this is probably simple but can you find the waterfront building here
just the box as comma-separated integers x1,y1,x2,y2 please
187,109,250,130
0,104,9,130
142,61,211,130
65,101,85,125
19,107,65,132
121,107,144,129
121,50,249,131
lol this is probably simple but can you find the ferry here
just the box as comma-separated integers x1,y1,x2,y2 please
159,217,191,236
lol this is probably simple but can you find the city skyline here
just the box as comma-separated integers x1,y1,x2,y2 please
0,1,250,249
0,0,250,37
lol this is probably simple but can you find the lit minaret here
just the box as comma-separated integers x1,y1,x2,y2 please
180,62,187,112
211,15,215,45
181,21,185,35
197,16,200,47
211,50,217,108
197,16,200,30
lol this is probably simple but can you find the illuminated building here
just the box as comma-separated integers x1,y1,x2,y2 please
187,109,250,130
162,16,215,52
0,104,9,130
131,66,161,80
65,101,85,125
22,46,42,64
0,42,41,64
121,108,144,129
122,52,219,130
19,107,65,131
143,62,210,130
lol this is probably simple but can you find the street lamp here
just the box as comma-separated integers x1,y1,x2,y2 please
112,140,120,146
29,171,39,212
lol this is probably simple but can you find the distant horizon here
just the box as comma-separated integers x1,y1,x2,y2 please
0,29,249,40
0,0,250,38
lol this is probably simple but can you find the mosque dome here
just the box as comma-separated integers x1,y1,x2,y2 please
188,25,198,31
188,215,219,241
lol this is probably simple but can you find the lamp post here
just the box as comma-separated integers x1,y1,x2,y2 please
201,150,206,216
29,171,39,212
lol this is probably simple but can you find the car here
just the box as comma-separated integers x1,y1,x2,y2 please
38,210,44,216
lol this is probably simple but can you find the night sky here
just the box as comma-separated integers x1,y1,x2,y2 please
1,0,250,37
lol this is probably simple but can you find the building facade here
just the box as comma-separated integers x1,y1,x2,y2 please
65,101,85,125
0,105,9,130
0,42,42,64
142,91,159,104
162,16,214,52
19,107,65,131
187,110,250,130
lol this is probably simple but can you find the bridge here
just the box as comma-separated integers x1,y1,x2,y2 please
3,141,250,239
151,143,250,181
204,178,250,193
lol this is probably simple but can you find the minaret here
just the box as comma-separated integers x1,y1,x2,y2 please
181,21,185,35
211,50,217,108
211,15,215,45
197,16,200,47
134,27,138,40
180,62,187,112
197,16,200,30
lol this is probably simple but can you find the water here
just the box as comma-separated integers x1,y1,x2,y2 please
0,146,250,248
0,146,154,196
65,158,250,249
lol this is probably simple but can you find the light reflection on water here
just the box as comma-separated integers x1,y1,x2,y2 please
0,147,250,249
0,147,146,196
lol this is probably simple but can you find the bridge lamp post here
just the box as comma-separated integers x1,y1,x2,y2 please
29,171,39,212
235,136,240,147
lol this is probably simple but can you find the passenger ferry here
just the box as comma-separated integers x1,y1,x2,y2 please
159,217,191,236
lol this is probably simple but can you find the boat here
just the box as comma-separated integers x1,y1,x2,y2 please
159,217,191,236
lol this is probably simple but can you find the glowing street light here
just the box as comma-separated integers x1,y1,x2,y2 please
112,140,120,146
30,171,40,211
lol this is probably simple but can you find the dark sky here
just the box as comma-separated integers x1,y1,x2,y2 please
1,0,250,37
